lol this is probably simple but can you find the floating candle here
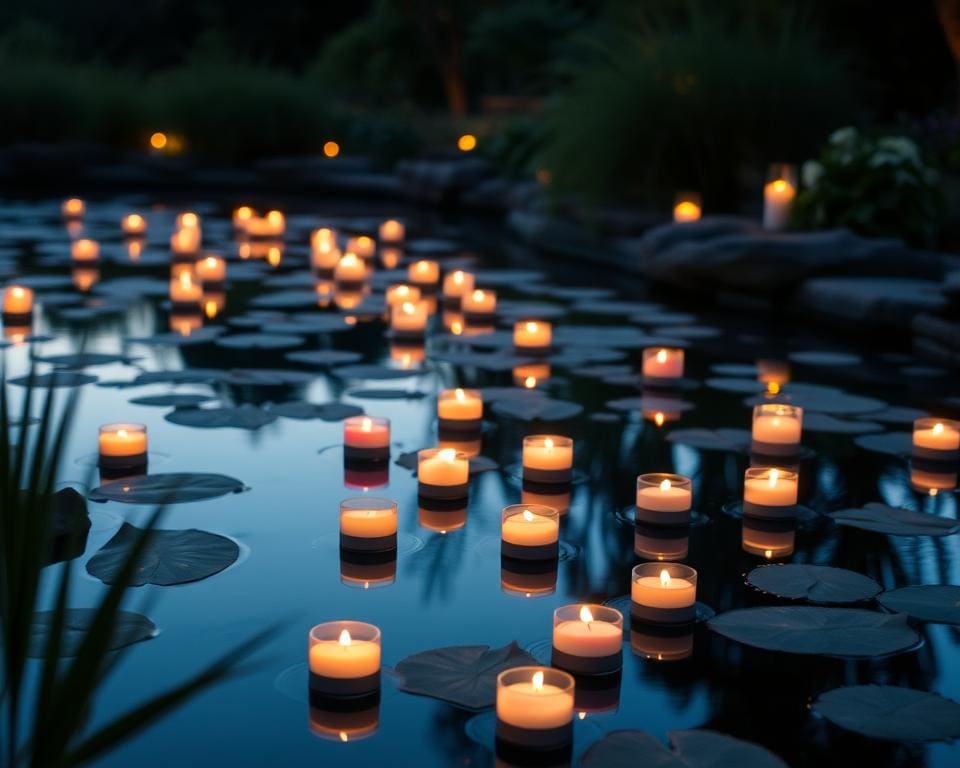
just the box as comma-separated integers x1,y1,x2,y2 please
631,563,697,623
121,213,147,236
522,435,573,484
71,238,99,263
343,416,390,462
2,285,33,317
308,622,381,698
514,320,552,352
418,448,469,499
461,288,496,318
552,605,623,675
673,193,702,223
170,226,201,256
496,667,575,744
408,260,440,289
339,498,398,552
334,253,367,286
438,388,482,431
243,210,285,238
390,300,428,337
98,423,148,471
743,467,798,515
913,418,960,460
752,403,803,455
442,270,474,304
62,198,85,218
385,284,421,307
642,347,684,380
232,206,254,229
169,269,203,307
195,255,226,285
346,235,376,260
176,212,200,229
635,473,692,525
312,245,342,275
379,219,405,243
501,505,560,560
763,167,796,231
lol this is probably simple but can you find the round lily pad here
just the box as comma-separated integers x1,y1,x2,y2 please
573,300,662,316
89,473,247,504
789,351,862,366
346,389,428,400
803,413,884,435
285,349,362,366
332,364,419,380
215,333,304,350
127,328,225,346
220,369,315,386
708,606,919,657
813,686,960,741
705,377,766,394
165,405,277,430
264,401,363,421
34,352,135,368
86,523,239,586
128,394,213,407
666,428,751,453
491,396,583,421
743,387,886,416
853,432,912,457
581,729,788,768
653,324,722,339
250,290,322,309
828,503,959,536
876,585,960,624
747,564,881,604
9,372,97,388
862,407,928,425
605,396,695,414
29,609,157,657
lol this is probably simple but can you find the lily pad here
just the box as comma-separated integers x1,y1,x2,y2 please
165,405,277,430
853,432,912,457
813,686,960,741
127,327,225,346
705,377,766,394
803,413,884,435
332,364,417,381
220,368,315,386
606,396,695,414
347,389,429,400
34,352,135,368
250,290,324,309
828,503,959,536
264,401,363,421
29,609,157,657
747,564,881,604
392,642,538,710
666,428,751,453
9,372,97,388
654,324,722,339
87,523,239,586
581,729,788,768
128,394,213,407
708,606,918,657
48,487,89,566
215,333,304,350
89,473,247,504
876,585,960,624
789,350,862,366
861,406,927,425
491,396,583,421
285,349,363,366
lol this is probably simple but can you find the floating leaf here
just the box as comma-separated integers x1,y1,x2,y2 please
862,406,927,425
666,428,751,452
747,565,881,604
853,432,912,457
29,609,157,657
165,405,276,430
828,503,958,536
708,606,918,657
332,364,417,380
705,377,766,394
877,585,960,625
35,352,135,368
653,324,722,339
47,487,89,566
128,394,213,407
804,413,883,435
789,351,862,366
221,368,315,386
491,396,583,421
581,729,788,768
285,349,362,366
347,388,428,400
127,328,225,346
393,642,538,710
89,473,247,504
813,686,960,741
265,401,363,421
9,372,97,388
215,333,304,350
250,290,325,309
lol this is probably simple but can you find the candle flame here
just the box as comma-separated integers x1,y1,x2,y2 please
397,285,409,297
338,629,352,646
361,417,372,432
179,271,193,289
768,469,779,487
180,212,198,228
578,712,587,720
12,287,23,298
771,179,791,193
267,247,281,267
522,509,535,522
524,376,536,389
544,438,554,450
525,321,538,333
339,731,349,743
453,270,463,284
472,290,484,301
654,411,665,427
204,300,218,319
402,302,415,315
656,349,667,364
579,605,594,623
205,256,218,268
660,569,671,586
455,388,465,402
659,478,672,492
438,448,457,462
342,253,358,266
764,549,773,559
235,206,253,221
117,429,128,438
767,381,780,395
451,320,463,336
416,261,428,273
934,422,945,435
532,671,544,690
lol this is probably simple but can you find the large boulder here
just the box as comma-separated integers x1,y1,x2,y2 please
621,216,759,262
396,157,493,205
794,277,947,328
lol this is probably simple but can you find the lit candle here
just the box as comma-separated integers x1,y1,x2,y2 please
634,525,689,561
312,227,337,252
379,219,405,243
121,213,147,236
522,435,573,484
203,292,226,319
442,270,474,307
390,300,428,338
408,260,440,293
169,269,203,308
72,266,99,292
673,193,702,223
98,423,148,470
514,320,552,354
642,347,684,381
751,403,803,455
339,498,398,553
437,388,483,433
232,206,254,229
2,285,33,318
501,504,560,560
743,467,798,519
551,605,623,675
513,363,551,389
630,627,693,662
742,518,796,559
62,198,84,218
385,284,421,308
631,563,697,623
461,288,496,320
346,235,376,260
635,473,692,525
195,255,226,285
763,176,796,231
71,238,99,263
170,226,201,256
496,668,574,750
417,448,469,500
912,418,960,461
176,212,200,229
312,245,342,276
343,416,390,463
308,622,381,699
243,210,285,238
334,253,367,287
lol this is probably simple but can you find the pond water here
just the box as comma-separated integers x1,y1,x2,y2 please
4,195,959,768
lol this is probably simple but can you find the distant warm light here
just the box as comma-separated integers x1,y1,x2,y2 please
654,412,665,427
524,376,536,389
150,132,168,150
204,300,218,319
457,134,477,152
767,381,781,396
323,141,340,158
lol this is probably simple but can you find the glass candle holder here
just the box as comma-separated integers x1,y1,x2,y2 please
2,285,33,320
170,227,201,256
408,260,440,291
910,464,958,496
631,563,697,624
462,288,497,320
311,227,337,253
742,467,799,519
334,253,367,288
339,498,398,553
513,320,552,354
741,518,796,559
121,213,147,236
635,473,692,525
417,448,469,500
630,625,694,662
232,206,254,230
379,219,405,243
62,197,85,218
98,423,148,470
763,162,797,231
442,270,474,307
551,605,623,676
346,235,376,260
169,269,203,309
390,300,428,339
501,504,559,561
309,700,380,743
312,245,342,276
642,347,684,382
343,416,390,463
385,283,421,308
308,621,381,700
513,363,551,389
500,560,557,598
912,418,960,463
195,255,226,286
634,524,689,562
340,549,397,589
71,238,100,263
496,667,575,751
522,435,573,484
751,403,803,456
437,388,483,433
673,192,702,223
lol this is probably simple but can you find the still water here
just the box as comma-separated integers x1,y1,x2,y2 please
3,195,959,767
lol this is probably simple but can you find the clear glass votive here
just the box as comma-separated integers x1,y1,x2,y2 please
408,259,440,290
513,320,552,353
742,467,799,519
912,418,960,463
631,563,697,624
551,605,623,676
461,288,497,319
522,435,573,485
751,403,803,456
343,416,390,463
308,621,381,699
437,388,483,433
501,504,560,561
635,473,692,525
496,667,575,750
98,423,148,469
641,347,684,382
339,498,398,553
417,448,470,500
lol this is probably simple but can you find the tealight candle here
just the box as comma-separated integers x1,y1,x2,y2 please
309,701,380,743
673,192,702,223
195,255,226,286
334,253,367,288
437,388,483,433
743,467,798,518
121,213,147,236
634,524,689,561
751,403,803,456
169,269,203,309
72,266,99,293
417,448,469,500
642,347,684,381
385,283,421,308
442,270,474,307
170,226,201,256
244,210,285,238
408,260,440,292
551,605,623,676
514,320,552,354
635,473,692,525
71,238,99,263
176,212,200,229
631,563,697,624
513,363,551,389
379,219,405,243
339,498,398,553
390,300,428,339
232,206,254,229
501,504,560,560
461,288,496,321
62,198,85,218
912,418,960,462
763,167,796,231
2,285,33,319
522,435,573,484
346,235,376,260
308,621,381,699
98,423,148,470
312,245,342,276
496,667,574,751
343,416,390,463
311,227,337,253
742,518,796,559
630,627,694,662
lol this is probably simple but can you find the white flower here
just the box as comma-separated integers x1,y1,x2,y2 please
829,126,857,147
802,160,823,189
877,136,921,166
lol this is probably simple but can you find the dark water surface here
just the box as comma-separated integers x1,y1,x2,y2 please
4,196,959,768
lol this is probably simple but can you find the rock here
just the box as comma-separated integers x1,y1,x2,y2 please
396,158,493,205
795,277,947,328
507,209,610,263
621,216,759,262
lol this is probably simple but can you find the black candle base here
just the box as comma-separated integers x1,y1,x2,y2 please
514,344,552,358
340,549,397,579
912,447,960,465
635,505,692,526
501,554,559,576
390,328,426,342
308,683,380,710
308,671,380,700
344,445,390,464
501,540,559,561
98,452,148,472
496,719,573,753
523,467,573,485
438,417,482,435
418,481,469,501
522,478,572,498
339,532,397,554
742,500,798,520
641,375,683,391
630,601,695,625
200,279,225,292
170,301,202,314
551,647,622,676
335,279,366,292
464,311,496,324
750,440,800,459
1,311,31,324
